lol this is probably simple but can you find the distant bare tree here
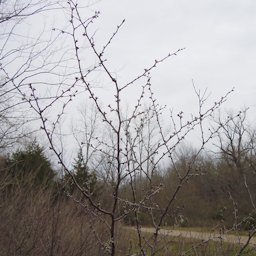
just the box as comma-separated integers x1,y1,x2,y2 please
0,0,69,150
0,0,57,23
213,109,256,255
214,110,254,174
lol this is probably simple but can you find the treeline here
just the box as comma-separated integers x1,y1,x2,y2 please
120,112,256,228
1,119,255,230
121,151,256,228
1,111,256,255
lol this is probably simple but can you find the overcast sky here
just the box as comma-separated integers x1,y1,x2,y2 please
5,0,256,159
85,0,256,117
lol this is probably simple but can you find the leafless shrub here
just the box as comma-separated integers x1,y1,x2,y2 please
16,2,237,255
0,169,108,256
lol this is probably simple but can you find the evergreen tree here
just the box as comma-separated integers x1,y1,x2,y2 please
8,141,55,186
64,148,97,196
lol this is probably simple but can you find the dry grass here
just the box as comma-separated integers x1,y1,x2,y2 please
0,172,109,256
1,170,256,256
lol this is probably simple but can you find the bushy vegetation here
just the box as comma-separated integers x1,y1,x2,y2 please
120,149,256,229
0,143,108,256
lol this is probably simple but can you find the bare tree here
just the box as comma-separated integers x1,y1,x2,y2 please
16,1,236,255
0,0,70,151
214,110,256,202
213,109,256,255
214,109,254,174
0,0,58,23
4,1,256,256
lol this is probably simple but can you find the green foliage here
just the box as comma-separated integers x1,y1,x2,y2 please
63,148,97,196
242,211,256,231
7,141,55,186
213,207,227,221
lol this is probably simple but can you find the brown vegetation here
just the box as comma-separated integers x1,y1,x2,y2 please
0,170,108,256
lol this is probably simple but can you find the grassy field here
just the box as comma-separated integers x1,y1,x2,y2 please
119,227,256,256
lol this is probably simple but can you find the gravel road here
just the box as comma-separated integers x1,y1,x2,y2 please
129,227,256,246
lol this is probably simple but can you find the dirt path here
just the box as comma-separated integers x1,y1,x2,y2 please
129,227,256,245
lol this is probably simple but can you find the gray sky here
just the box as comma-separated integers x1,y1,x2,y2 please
13,0,255,117
90,0,256,116
3,0,256,160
